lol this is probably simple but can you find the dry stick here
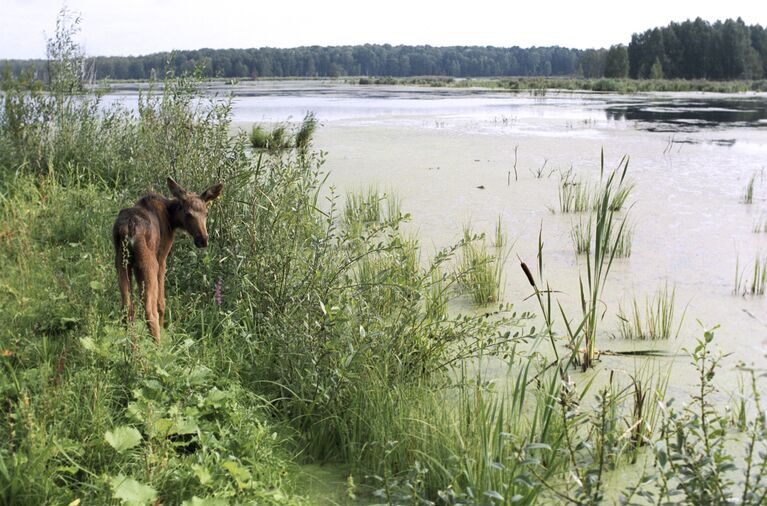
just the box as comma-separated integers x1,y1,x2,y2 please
513,145,519,182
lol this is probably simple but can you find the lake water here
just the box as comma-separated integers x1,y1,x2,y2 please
109,81,767,399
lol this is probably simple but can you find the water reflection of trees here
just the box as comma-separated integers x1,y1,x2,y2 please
605,99,767,127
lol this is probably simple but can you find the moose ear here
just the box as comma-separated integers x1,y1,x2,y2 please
167,177,187,199
200,183,224,202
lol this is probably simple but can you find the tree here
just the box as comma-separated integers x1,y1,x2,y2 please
579,49,606,78
650,57,664,79
604,45,628,78
46,7,90,93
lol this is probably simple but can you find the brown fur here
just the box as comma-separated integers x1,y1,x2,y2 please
113,178,223,342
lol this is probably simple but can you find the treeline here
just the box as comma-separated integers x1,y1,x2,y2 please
629,18,767,79
4,45,585,80
3,18,767,82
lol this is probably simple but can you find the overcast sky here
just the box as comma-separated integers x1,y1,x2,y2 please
2,0,766,59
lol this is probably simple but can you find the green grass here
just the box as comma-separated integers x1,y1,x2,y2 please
742,172,757,204
616,283,684,340
559,174,593,213
734,254,767,296
570,217,592,255
249,122,294,152
294,112,318,154
344,186,382,226
752,215,767,233
456,219,511,305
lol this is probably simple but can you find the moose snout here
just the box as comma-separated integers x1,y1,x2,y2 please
194,235,209,248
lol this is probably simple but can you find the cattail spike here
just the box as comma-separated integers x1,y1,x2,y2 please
520,261,536,288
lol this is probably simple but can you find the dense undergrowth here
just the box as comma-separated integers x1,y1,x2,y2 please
2,21,767,504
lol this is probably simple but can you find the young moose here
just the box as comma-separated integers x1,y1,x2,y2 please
113,178,223,342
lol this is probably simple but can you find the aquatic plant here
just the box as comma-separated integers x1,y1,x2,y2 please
294,111,318,153
749,255,767,295
249,124,269,149
559,174,593,213
607,180,634,211
570,217,592,255
456,219,511,305
734,254,767,295
742,172,757,204
616,283,683,340
752,215,767,233
344,186,383,227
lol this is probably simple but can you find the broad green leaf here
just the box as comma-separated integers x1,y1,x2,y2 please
181,497,228,506
221,460,251,489
192,464,212,486
105,426,142,453
110,475,157,505
79,336,96,351
484,490,504,501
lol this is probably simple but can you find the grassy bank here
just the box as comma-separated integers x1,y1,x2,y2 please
348,75,767,93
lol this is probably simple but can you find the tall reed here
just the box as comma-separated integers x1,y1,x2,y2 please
742,172,757,204
457,220,511,305
616,283,684,340
734,254,767,296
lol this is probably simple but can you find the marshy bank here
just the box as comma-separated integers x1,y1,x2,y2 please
2,66,767,506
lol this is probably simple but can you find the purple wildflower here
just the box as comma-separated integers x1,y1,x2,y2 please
214,278,223,306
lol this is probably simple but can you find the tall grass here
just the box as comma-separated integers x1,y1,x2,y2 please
294,112,318,153
571,217,592,255
616,283,684,340
734,254,767,295
344,186,383,226
558,173,593,213
752,215,767,233
457,219,511,305
742,172,757,204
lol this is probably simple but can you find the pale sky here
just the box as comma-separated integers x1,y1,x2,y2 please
2,0,766,59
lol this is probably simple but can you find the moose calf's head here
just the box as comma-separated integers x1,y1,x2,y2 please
167,177,224,248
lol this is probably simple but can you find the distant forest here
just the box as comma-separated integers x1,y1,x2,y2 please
4,17,767,81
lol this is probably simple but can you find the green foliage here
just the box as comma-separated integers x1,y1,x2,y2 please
742,171,757,204
616,283,684,340
456,220,510,306
604,44,629,78
734,254,767,296
294,112,317,154
558,173,593,213
104,426,143,453
650,330,767,504
248,124,269,149
250,116,317,154
630,18,767,80
110,475,158,506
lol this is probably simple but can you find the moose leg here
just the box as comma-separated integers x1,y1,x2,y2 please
134,243,161,343
157,260,167,328
115,248,134,322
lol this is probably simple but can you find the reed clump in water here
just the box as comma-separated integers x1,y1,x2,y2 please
616,283,684,340
742,172,757,204
456,218,511,306
734,254,767,296
250,122,292,152
559,173,594,213
752,215,767,233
